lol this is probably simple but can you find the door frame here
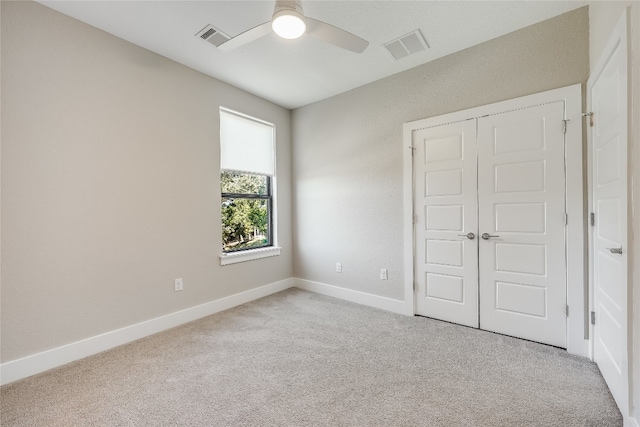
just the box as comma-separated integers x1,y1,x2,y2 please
403,84,587,357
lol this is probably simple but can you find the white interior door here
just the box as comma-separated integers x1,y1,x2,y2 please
589,13,628,417
477,102,567,348
413,120,478,327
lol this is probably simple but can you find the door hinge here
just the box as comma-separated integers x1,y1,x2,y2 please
413,282,416,291
590,311,596,325
590,212,595,226
566,304,569,317
562,119,569,134
583,112,594,127
564,213,568,226
410,146,416,156
413,214,417,225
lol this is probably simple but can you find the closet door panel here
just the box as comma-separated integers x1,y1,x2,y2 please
413,120,478,327
477,102,567,348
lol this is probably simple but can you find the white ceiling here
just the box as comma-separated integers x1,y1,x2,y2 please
37,0,589,109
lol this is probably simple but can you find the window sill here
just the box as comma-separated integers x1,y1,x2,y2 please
220,246,281,266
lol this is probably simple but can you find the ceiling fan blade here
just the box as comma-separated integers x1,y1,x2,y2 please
305,17,369,53
218,21,272,52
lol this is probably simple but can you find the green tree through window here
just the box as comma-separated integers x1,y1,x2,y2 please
221,171,271,252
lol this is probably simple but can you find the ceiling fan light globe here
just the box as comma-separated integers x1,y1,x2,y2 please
272,11,306,39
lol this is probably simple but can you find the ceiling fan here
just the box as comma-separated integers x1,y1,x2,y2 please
217,0,369,53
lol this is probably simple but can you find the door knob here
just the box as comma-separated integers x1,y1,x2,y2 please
608,247,623,255
481,233,500,240
458,232,475,240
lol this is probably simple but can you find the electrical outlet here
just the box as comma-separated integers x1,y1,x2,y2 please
175,278,184,292
336,262,342,273
380,269,388,280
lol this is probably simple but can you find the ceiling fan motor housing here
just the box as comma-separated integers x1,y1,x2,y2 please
271,0,306,39
273,0,304,17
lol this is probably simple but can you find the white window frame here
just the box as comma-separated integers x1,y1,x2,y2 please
219,108,280,266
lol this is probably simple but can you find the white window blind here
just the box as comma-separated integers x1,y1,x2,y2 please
220,109,275,176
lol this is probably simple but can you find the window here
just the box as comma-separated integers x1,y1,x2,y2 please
219,109,279,264
221,171,271,252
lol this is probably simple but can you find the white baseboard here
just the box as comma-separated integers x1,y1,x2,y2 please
0,278,294,386
625,415,640,427
1,277,407,386
294,278,406,315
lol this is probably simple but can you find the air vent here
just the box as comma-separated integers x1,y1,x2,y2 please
195,24,230,48
383,30,429,60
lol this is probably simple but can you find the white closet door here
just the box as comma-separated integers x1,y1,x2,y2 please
589,13,628,416
413,120,478,327
477,102,567,348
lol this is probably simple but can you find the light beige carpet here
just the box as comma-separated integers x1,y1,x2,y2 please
1,288,621,426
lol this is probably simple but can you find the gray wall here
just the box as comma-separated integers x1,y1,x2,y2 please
0,1,292,362
0,2,593,366
292,7,589,301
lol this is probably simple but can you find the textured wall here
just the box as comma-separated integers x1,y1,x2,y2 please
0,1,292,362
292,8,589,301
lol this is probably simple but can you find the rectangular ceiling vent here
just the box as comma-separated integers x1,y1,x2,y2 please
383,30,429,61
195,24,230,48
